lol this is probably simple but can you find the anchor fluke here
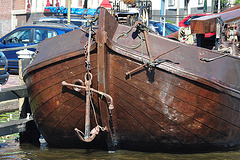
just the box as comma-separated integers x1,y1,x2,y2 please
74,125,101,142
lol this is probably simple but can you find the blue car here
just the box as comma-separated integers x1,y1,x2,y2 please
0,51,9,85
0,23,77,69
149,21,179,36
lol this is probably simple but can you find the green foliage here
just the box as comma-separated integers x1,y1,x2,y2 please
0,110,19,122
235,0,240,4
166,20,174,24
0,110,20,142
221,0,230,9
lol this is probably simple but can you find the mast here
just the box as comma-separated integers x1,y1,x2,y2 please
67,0,71,24
84,0,88,8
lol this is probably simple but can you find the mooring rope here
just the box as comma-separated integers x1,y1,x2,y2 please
90,94,106,132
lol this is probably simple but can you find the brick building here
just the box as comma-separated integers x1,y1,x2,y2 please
0,0,85,37
0,0,14,37
0,0,238,37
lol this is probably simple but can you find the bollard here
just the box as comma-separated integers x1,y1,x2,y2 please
16,44,40,145
16,44,35,118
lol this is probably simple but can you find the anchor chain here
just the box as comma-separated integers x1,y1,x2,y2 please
83,40,89,66
62,17,114,143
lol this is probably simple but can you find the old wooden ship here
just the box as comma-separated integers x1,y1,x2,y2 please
23,8,240,152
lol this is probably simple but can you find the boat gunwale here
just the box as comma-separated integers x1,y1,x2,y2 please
105,35,240,99
23,42,97,80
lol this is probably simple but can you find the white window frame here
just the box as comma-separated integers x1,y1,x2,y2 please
168,0,175,7
198,0,203,5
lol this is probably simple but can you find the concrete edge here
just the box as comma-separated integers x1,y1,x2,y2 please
0,99,19,113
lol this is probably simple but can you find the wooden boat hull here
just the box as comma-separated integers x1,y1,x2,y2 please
107,51,240,151
23,29,108,148
24,9,240,152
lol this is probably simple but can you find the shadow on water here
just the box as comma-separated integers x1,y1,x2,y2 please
1,137,240,160
1,144,240,160
1,111,240,159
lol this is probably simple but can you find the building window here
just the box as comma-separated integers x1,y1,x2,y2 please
168,0,175,6
198,0,203,4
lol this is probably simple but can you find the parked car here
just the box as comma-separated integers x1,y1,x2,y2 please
0,51,9,85
149,21,179,36
179,13,211,27
0,23,77,69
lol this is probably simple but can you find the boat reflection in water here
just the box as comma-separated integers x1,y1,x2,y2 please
23,8,240,152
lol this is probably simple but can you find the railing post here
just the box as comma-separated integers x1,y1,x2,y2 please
17,44,35,117
16,45,40,145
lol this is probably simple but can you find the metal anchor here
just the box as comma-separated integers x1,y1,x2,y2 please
62,72,113,142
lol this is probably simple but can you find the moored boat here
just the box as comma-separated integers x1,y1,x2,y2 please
23,8,240,152
23,26,110,148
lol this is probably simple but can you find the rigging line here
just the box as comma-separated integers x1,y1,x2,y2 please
89,93,106,131
115,21,146,50
90,92,99,126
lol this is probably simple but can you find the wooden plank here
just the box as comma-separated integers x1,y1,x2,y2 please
218,8,240,22
0,85,28,101
0,117,33,136
191,8,240,34
97,8,118,150
191,16,217,34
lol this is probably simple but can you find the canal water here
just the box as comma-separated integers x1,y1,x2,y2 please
1,111,240,160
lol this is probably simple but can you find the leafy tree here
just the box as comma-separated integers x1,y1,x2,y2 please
221,0,230,9
235,0,240,5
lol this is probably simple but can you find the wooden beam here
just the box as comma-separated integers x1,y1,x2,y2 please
0,117,33,136
191,8,240,34
0,85,28,101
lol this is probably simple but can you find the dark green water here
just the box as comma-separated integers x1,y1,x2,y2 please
1,111,240,160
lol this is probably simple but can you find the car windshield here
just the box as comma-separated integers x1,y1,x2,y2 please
150,22,179,36
34,29,57,43
184,16,202,26
6,29,31,43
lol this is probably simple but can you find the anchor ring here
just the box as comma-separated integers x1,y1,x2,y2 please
72,79,84,92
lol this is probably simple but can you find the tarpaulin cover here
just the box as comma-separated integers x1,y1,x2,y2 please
45,7,98,16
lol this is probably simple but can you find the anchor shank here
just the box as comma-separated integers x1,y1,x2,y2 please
85,83,91,140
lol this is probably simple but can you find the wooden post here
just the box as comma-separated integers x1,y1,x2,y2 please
196,34,205,47
67,0,71,24
97,8,118,151
18,58,31,118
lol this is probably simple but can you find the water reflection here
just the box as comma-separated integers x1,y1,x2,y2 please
1,138,240,160
1,111,240,160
